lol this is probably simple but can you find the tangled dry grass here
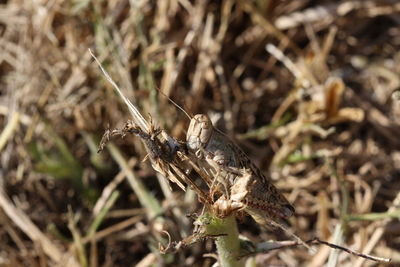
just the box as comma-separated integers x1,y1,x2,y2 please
1,0,400,266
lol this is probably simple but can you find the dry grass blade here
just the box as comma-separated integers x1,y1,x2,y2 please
89,49,149,132
0,189,79,267
0,112,19,152
353,192,400,267
91,50,188,192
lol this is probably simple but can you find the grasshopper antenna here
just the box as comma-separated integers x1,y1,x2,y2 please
156,88,193,120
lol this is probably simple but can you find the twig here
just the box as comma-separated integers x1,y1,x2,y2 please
312,238,391,263
240,237,390,263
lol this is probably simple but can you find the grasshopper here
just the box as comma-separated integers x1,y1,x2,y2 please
186,114,295,227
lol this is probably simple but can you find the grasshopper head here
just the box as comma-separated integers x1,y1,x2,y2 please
186,114,213,153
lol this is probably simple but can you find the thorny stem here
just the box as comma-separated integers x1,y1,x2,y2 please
201,214,244,267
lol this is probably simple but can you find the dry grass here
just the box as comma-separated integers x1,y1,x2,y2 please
1,0,400,266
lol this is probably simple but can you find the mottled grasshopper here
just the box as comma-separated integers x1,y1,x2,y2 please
186,114,295,227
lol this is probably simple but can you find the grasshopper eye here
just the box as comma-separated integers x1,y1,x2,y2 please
199,115,211,129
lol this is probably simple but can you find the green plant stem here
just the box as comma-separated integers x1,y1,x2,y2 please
345,210,400,221
204,215,244,267
86,190,120,238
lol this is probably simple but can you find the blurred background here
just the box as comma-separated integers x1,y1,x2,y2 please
1,0,400,266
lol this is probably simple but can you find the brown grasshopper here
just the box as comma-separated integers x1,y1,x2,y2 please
186,114,295,227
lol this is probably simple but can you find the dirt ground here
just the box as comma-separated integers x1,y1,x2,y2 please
1,1,400,266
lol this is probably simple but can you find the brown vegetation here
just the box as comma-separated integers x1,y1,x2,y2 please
1,1,400,266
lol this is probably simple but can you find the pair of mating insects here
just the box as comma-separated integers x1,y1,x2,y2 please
104,110,302,247
122,111,295,229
